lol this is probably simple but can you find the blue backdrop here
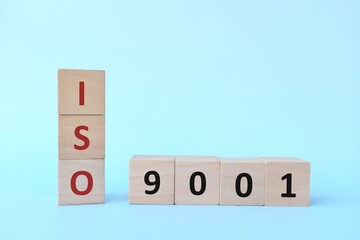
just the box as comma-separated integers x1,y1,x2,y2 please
0,0,359,239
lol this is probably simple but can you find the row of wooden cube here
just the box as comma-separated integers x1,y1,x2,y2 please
129,155,310,206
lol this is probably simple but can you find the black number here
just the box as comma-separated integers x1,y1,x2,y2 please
189,171,206,195
144,171,160,195
235,173,253,197
281,173,296,198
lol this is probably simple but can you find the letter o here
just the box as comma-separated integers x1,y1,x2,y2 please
70,171,93,195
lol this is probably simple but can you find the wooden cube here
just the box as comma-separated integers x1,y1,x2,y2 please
220,158,265,205
175,156,220,205
58,159,105,205
58,115,105,160
263,157,310,206
58,69,105,115
129,155,175,204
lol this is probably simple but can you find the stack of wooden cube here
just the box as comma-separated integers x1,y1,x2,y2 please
58,69,105,205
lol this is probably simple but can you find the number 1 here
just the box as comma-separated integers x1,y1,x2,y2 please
281,173,296,198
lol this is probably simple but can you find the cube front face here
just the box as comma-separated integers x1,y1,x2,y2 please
175,156,220,205
58,115,105,160
264,158,310,206
58,159,105,205
58,69,105,115
220,158,265,206
129,156,175,204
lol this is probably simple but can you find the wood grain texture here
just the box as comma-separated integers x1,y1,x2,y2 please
58,159,104,205
220,158,265,205
175,156,220,205
262,157,310,206
129,155,175,204
58,115,105,160
58,69,105,115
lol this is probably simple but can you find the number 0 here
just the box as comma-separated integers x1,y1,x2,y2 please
235,173,253,197
189,172,206,195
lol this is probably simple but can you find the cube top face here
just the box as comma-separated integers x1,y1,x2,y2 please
176,156,218,163
263,158,310,206
175,157,220,205
131,155,175,161
220,157,264,164
58,115,105,160
260,157,305,163
129,156,175,204
220,158,265,205
58,159,105,205
58,69,105,115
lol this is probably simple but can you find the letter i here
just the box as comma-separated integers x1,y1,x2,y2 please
79,81,85,106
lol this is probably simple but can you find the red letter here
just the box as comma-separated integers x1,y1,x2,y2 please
79,81,85,106
74,125,90,150
71,171,93,195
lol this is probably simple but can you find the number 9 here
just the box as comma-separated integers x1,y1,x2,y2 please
144,171,160,195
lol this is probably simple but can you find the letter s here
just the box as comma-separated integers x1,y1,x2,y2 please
74,125,90,150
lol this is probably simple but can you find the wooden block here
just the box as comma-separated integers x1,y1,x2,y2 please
262,157,310,206
175,156,220,205
58,115,105,160
58,69,105,115
129,155,175,204
220,158,265,205
58,159,105,205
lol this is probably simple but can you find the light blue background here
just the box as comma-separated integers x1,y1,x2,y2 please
0,0,359,239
